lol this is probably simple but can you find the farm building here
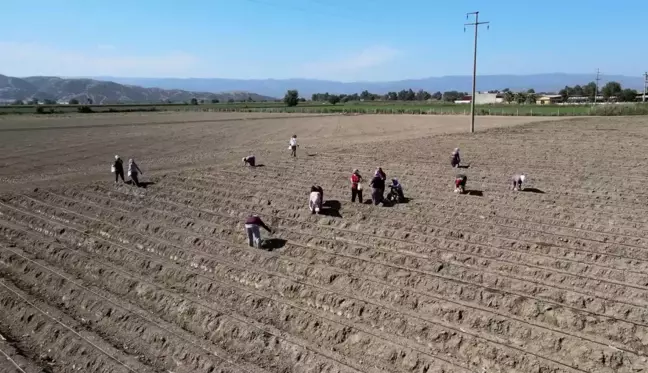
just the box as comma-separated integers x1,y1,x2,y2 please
536,95,562,105
454,92,504,104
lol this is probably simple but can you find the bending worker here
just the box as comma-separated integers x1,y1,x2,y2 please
244,214,272,249
309,185,324,214
242,155,256,167
454,174,467,194
511,174,526,191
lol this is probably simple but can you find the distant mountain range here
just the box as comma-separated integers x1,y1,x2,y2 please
94,73,646,98
0,74,275,104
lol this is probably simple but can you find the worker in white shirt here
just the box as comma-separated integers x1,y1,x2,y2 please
289,135,298,157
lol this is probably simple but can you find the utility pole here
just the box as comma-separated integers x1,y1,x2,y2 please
643,72,647,103
593,68,601,105
465,11,489,133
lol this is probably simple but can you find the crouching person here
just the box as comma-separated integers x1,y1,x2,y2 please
511,174,526,191
244,214,272,249
242,155,256,167
454,174,467,194
309,185,324,214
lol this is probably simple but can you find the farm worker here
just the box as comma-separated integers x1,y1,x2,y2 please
309,185,324,214
511,174,526,191
242,155,256,167
454,174,467,194
350,169,363,203
128,159,143,188
244,214,272,248
289,135,298,157
112,155,125,184
451,148,461,168
375,167,386,180
370,172,386,205
389,178,405,202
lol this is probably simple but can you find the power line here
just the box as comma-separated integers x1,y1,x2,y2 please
465,11,489,134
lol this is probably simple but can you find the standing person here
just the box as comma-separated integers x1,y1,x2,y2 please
451,148,461,168
128,159,143,188
375,167,386,180
350,169,363,203
309,185,324,214
289,135,298,157
244,214,272,248
511,174,526,191
454,174,468,194
242,155,256,167
370,172,385,205
112,155,125,184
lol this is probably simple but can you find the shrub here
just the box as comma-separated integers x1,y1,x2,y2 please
77,105,94,113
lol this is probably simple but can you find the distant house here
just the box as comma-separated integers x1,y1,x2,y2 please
454,92,503,104
536,95,562,105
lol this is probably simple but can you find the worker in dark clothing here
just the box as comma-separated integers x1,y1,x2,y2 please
451,148,461,168
454,174,467,194
112,155,125,184
244,214,272,248
370,173,386,205
243,155,256,167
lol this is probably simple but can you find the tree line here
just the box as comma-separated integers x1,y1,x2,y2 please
558,81,639,102
308,89,472,105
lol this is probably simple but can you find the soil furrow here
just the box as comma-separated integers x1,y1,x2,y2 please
2,193,644,370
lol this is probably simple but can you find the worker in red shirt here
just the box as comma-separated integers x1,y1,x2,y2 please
454,174,467,194
350,169,363,203
244,214,272,248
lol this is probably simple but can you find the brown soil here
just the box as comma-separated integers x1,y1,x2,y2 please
1,111,647,373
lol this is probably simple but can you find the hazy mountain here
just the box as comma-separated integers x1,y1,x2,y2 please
95,73,646,98
0,75,275,104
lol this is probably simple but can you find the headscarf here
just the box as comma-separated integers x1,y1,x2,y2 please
520,175,526,182
353,169,359,174
452,148,459,155
128,158,134,164
115,155,120,160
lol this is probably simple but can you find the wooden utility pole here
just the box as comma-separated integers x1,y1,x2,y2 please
643,72,647,103
465,12,489,133
593,68,601,105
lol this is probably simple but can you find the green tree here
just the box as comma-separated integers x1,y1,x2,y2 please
87,97,93,105
29,98,39,105
328,95,341,105
43,99,56,105
618,89,638,102
572,85,584,97
68,98,79,105
582,82,598,101
431,91,442,100
386,91,398,101
11,99,24,105
526,93,537,104
283,89,299,107
601,81,622,101
190,98,199,105
526,88,535,94
415,89,432,101
442,91,461,102
227,98,235,103
514,92,527,104
360,90,371,100
211,99,219,103
504,91,515,104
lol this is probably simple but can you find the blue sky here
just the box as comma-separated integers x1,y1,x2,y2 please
1,0,646,81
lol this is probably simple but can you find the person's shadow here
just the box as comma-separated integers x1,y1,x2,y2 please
521,188,545,194
261,238,287,251
466,190,484,196
319,200,342,218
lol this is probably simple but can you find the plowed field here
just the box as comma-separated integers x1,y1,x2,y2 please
1,112,647,373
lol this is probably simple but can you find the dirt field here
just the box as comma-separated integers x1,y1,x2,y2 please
1,112,648,373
